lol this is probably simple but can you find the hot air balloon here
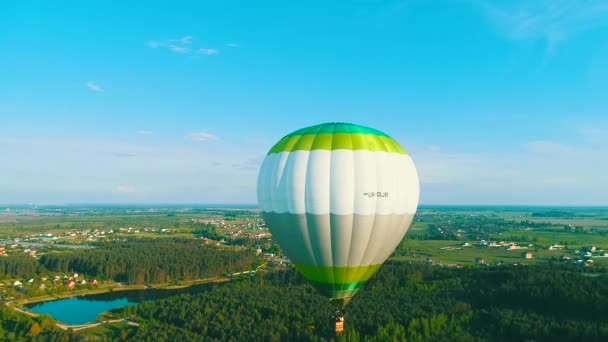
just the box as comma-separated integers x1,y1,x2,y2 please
257,122,419,332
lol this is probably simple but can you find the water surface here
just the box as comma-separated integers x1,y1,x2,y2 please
26,283,215,325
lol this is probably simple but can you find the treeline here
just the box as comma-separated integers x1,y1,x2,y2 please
117,262,608,341
39,239,259,284
0,308,70,341
193,223,224,240
0,254,46,278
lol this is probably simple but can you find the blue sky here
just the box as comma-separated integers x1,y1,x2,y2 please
1,0,607,205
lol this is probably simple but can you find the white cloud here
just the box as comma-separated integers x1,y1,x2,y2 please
112,152,136,158
232,155,264,171
167,45,191,54
186,132,220,142
526,140,576,154
226,43,240,47
136,130,153,135
475,1,608,50
112,185,137,194
174,36,192,44
148,36,219,56
85,81,103,92
579,127,608,145
0,136,263,204
198,48,219,55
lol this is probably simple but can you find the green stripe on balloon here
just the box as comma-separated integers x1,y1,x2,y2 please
307,280,368,299
267,133,406,155
286,122,389,137
294,263,383,283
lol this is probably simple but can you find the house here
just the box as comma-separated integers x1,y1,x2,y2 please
39,284,46,289
475,257,485,265
66,280,76,290
585,246,597,252
13,280,22,287
89,279,97,285
508,244,525,250
80,280,87,285
522,252,533,259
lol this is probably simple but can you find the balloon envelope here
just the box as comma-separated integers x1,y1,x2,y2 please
257,122,419,304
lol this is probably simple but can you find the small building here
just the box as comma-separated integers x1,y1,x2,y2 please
585,246,597,252
66,280,75,290
522,252,533,259
475,257,485,265
13,280,22,287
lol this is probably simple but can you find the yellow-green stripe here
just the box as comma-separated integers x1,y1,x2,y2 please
293,263,383,284
268,133,406,154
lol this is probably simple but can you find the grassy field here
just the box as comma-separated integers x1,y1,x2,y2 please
489,230,608,248
394,240,533,264
395,237,608,265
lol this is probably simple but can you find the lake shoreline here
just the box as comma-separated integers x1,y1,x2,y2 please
6,276,232,330
11,276,230,307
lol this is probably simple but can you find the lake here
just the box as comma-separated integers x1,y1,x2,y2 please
26,283,216,325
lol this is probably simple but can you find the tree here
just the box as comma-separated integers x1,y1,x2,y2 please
27,323,42,337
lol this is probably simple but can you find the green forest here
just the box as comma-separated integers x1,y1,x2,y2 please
37,239,259,284
110,262,608,342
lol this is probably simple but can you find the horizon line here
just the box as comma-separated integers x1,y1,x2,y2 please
1,203,607,208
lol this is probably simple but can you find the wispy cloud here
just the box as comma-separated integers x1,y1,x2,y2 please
171,35,192,44
85,81,103,92
149,36,219,57
136,130,153,135
112,152,136,158
579,127,608,145
198,48,219,55
112,185,137,194
225,43,240,47
148,41,161,48
186,132,220,142
232,155,264,171
167,45,191,54
475,0,608,50
526,140,576,154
